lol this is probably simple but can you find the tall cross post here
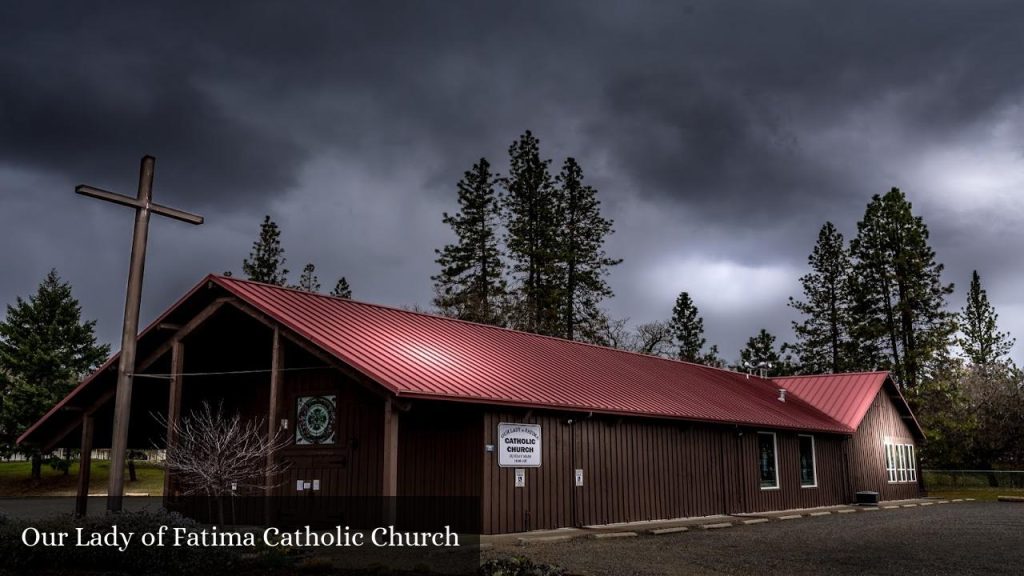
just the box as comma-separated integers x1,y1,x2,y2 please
77,155,203,513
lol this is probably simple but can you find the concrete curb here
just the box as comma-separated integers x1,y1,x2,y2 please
517,535,575,545
492,498,961,547
997,496,1024,503
590,531,637,539
649,526,689,535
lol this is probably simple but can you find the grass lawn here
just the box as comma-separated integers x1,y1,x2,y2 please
0,460,164,497
927,487,1024,502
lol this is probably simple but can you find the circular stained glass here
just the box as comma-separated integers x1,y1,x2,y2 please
296,395,336,445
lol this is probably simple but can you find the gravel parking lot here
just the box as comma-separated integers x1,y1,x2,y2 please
483,502,1024,576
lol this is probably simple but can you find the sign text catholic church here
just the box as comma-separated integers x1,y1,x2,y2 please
497,423,541,467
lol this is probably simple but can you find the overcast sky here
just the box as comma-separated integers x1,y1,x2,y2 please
2,1,1023,363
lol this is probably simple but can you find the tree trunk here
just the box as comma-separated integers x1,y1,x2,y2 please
31,453,42,481
128,459,137,482
217,494,226,525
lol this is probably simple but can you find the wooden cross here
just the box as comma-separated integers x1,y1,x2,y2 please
77,155,203,513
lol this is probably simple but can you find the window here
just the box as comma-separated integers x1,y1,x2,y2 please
884,440,916,483
758,432,779,489
799,435,817,487
885,444,896,483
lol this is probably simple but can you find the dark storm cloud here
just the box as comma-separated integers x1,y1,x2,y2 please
0,4,312,210
2,1,1024,360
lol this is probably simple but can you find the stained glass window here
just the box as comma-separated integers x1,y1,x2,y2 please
295,395,337,445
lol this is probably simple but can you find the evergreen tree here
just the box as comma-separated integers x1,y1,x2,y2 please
501,131,561,335
432,158,507,325
294,263,320,293
699,344,724,368
242,215,288,286
669,291,707,362
959,270,1014,366
0,270,109,476
788,222,854,374
331,277,352,299
737,329,782,375
849,188,955,389
554,157,621,340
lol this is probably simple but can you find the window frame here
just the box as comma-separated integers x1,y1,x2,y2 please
884,439,917,484
798,434,818,488
758,431,780,490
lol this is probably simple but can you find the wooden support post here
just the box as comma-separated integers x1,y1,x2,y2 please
163,340,184,501
75,414,95,518
382,397,400,524
265,328,283,525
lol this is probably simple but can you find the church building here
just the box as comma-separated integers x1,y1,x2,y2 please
19,275,924,534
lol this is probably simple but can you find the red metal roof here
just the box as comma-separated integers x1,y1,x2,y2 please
773,372,923,437
20,275,857,446
212,276,850,434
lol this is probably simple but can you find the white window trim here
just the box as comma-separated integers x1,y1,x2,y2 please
758,431,780,490
884,439,917,484
798,434,818,488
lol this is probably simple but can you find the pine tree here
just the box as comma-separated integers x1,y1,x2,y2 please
331,277,352,299
737,329,782,375
849,188,955,389
669,292,707,362
241,215,288,286
959,270,1014,366
501,131,561,335
0,270,109,475
699,344,724,368
788,222,854,374
553,157,621,340
432,158,507,325
295,263,320,293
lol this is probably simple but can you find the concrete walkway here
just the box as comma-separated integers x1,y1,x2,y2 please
482,497,969,546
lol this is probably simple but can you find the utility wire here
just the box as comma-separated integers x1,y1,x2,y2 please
131,366,330,379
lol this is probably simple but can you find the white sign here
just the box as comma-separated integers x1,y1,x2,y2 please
515,468,526,487
575,468,584,487
498,422,542,467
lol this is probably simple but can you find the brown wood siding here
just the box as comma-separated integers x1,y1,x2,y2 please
397,401,483,498
733,431,850,513
274,342,384,499
850,387,921,500
481,410,853,534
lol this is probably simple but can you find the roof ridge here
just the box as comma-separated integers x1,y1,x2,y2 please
773,370,889,380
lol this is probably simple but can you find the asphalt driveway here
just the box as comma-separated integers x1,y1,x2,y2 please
483,502,1024,576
